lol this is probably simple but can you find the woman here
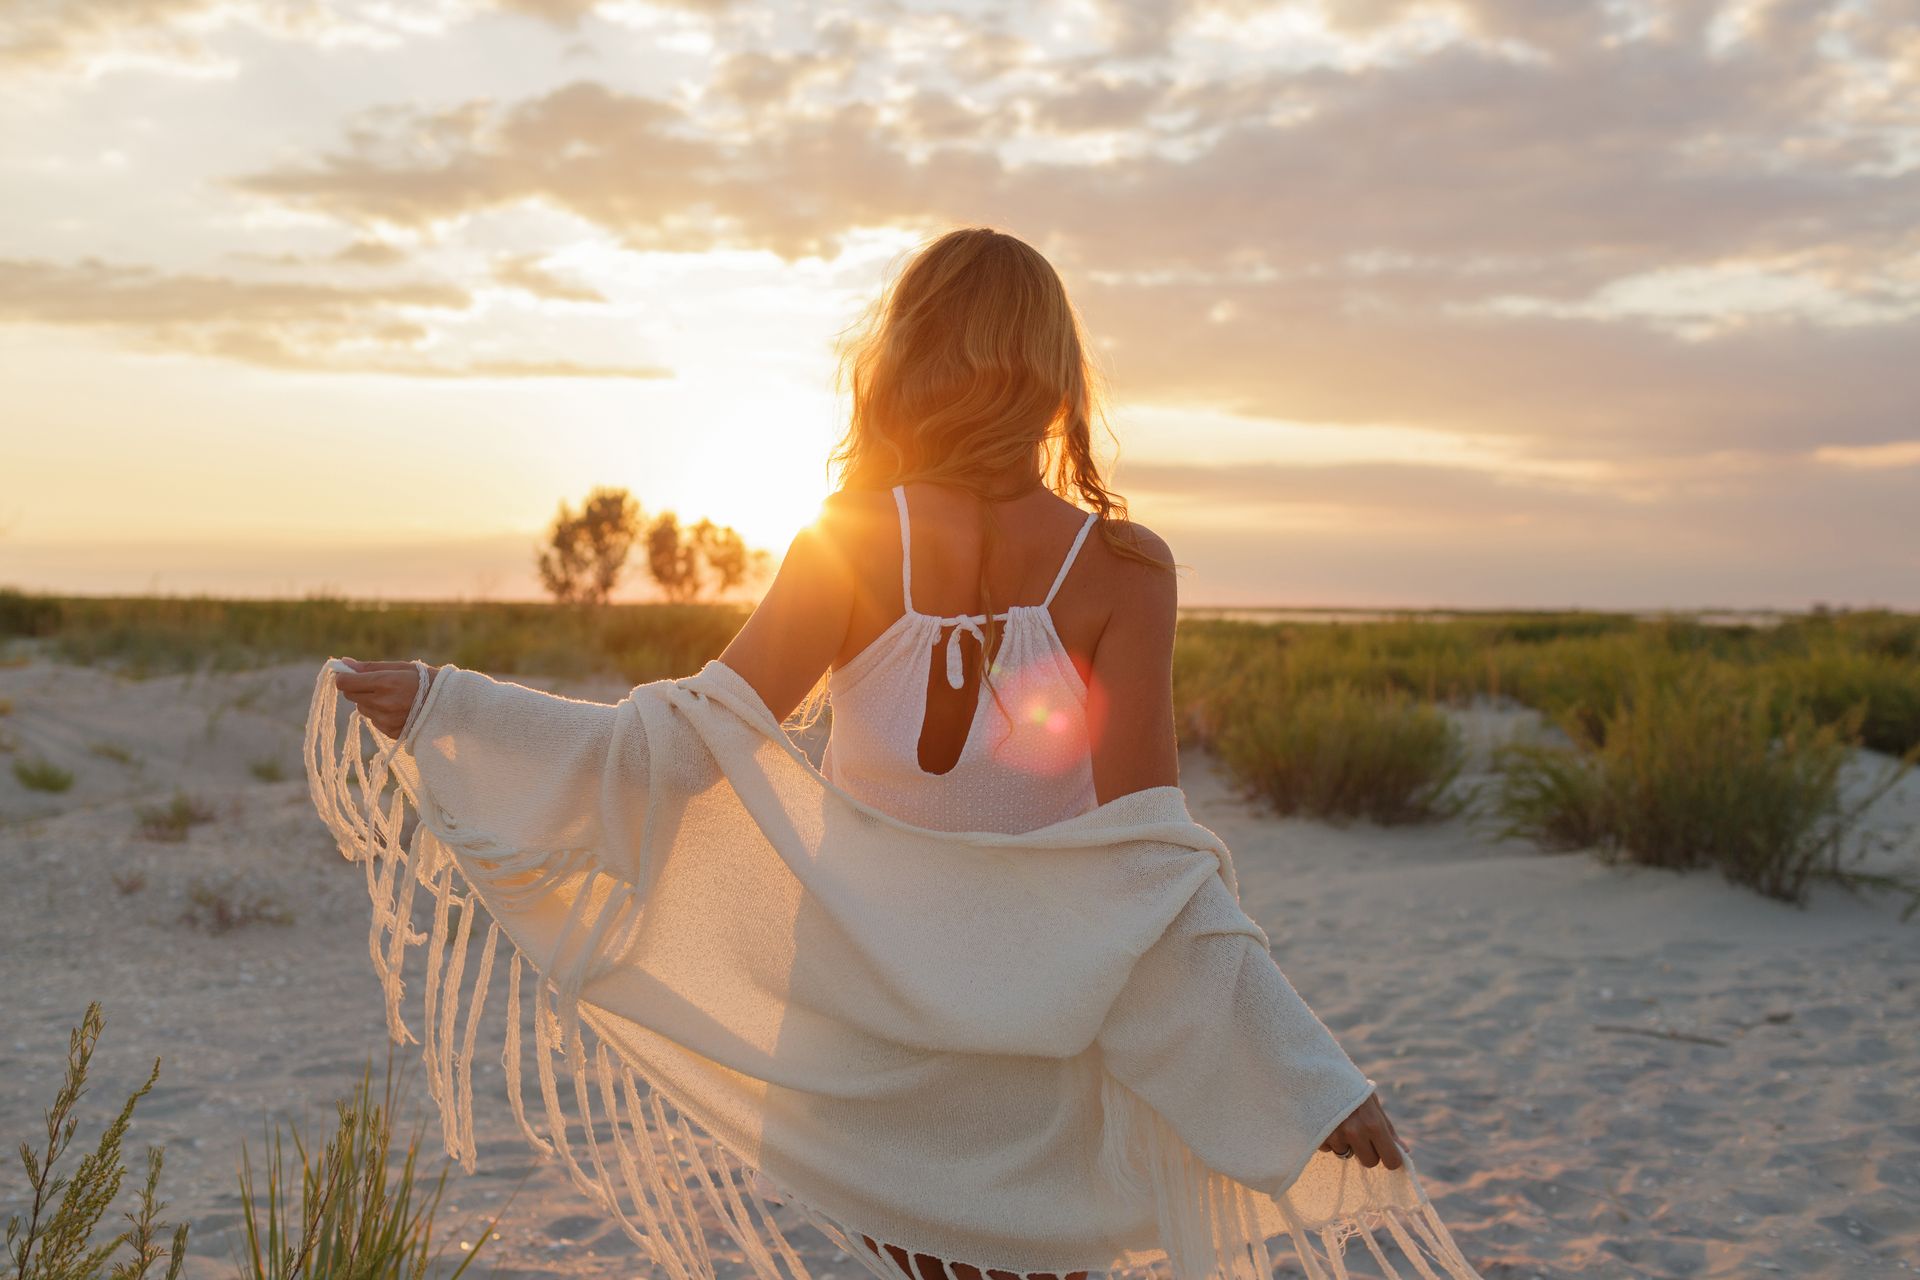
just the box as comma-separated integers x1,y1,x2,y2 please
326,227,1444,1280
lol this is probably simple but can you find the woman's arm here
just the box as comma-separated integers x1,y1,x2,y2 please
336,504,857,734
718,503,858,722
1086,525,1180,804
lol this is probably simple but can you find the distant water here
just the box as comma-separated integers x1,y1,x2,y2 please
1179,607,1795,627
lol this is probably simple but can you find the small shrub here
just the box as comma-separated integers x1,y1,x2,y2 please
179,878,293,934
89,740,137,765
3,1000,189,1279
0,696,12,715
13,756,74,793
135,790,216,842
248,758,287,783
1767,649,1920,758
234,1057,502,1280
1215,678,1466,824
0,587,62,638
112,870,148,895
1496,665,1914,904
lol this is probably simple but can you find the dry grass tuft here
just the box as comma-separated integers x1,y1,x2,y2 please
178,877,294,934
13,756,74,793
135,790,216,842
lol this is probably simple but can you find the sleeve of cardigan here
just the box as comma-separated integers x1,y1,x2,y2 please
1094,873,1378,1199
392,664,672,884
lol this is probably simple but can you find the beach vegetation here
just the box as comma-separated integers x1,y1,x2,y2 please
178,878,293,934
0,587,62,638
1175,632,1466,823
135,791,216,842
1494,664,1919,909
4,1001,190,1280
231,1058,503,1280
18,593,748,687
13,756,74,794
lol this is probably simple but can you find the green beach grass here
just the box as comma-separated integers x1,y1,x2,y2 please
4,588,1915,907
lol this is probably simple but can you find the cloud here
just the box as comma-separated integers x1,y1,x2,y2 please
334,238,410,267
0,256,665,378
0,0,483,73
232,81,987,259
491,0,734,23
22,0,1920,494
0,0,224,70
489,252,607,301
226,13,1920,460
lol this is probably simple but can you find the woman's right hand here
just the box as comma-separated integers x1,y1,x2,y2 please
333,657,433,741
1321,1092,1405,1170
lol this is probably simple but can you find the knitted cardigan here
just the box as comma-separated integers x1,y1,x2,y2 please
302,657,1483,1280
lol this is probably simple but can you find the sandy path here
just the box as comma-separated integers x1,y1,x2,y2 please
2,658,1915,1279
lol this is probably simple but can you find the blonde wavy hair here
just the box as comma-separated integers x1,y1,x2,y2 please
814,226,1166,741
829,225,1163,623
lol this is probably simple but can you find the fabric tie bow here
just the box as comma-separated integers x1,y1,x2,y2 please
938,616,986,690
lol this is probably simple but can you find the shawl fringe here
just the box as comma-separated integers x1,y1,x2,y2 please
304,663,1482,1280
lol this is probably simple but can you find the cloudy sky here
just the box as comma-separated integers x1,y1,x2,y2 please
2,0,1916,608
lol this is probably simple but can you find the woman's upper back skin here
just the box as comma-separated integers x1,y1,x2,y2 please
718,480,1180,806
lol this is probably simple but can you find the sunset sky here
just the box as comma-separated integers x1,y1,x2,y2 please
3,0,1916,608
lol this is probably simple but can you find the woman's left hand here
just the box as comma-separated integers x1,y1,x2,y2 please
1320,1092,1405,1170
333,657,432,740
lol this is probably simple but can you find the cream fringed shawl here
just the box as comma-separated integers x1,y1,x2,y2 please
302,657,1484,1280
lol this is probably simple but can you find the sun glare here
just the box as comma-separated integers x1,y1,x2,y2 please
665,391,842,554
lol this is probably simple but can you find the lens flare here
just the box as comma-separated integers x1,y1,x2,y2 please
980,659,1094,778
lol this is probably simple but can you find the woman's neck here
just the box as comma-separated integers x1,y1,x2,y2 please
977,456,1046,501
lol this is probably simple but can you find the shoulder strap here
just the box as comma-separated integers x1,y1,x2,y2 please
891,485,914,612
1042,512,1098,608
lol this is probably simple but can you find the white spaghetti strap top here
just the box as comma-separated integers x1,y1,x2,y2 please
820,486,1100,834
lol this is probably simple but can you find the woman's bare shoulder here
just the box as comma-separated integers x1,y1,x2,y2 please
1086,516,1177,587
811,487,895,550
1067,516,1177,663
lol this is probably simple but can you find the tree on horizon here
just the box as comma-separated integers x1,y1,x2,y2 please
538,487,767,605
536,486,642,606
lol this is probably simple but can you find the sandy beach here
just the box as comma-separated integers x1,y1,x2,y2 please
2,656,1916,1279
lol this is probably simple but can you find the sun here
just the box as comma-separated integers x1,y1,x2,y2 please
664,392,842,559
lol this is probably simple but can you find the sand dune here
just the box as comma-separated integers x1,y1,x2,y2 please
2,658,1915,1278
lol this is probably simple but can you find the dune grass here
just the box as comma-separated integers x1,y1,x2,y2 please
5,1001,190,1280
233,1058,503,1280
1,591,747,686
179,877,294,934
88,740,137,766
8,590,1914,755
5,1003,499,1280
1495,664,1917,907
13,756,74,794
6,588,1916,905
1219,679,1466,824
136,790,216,842
1175,630,1467,823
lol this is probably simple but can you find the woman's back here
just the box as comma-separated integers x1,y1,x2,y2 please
718,479,1181,828
819,483,1102,833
